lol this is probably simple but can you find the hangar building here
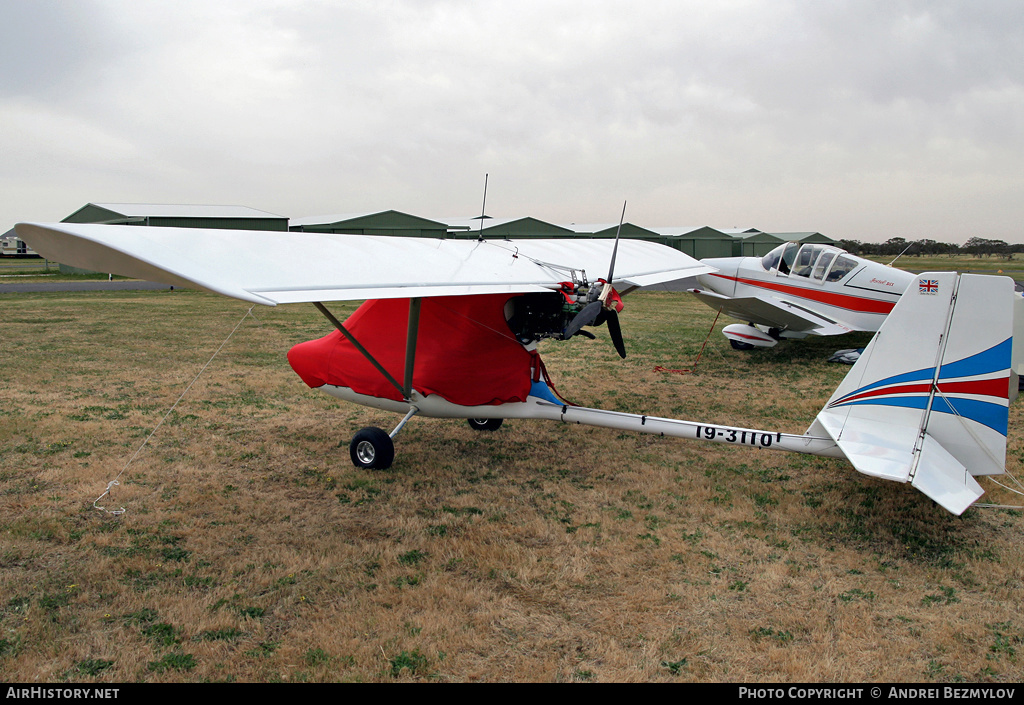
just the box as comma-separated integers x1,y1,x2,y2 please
57,203,288,273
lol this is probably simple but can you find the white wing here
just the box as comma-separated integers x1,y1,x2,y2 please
689,288,855,336
16,223,714,306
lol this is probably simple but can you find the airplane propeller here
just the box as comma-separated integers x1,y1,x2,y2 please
605,306,626,358
564,202,628,358
563,299,603,338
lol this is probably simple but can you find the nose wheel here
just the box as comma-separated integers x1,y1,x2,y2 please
349,427,395,469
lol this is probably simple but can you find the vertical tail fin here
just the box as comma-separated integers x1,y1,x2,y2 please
809,272,1015,514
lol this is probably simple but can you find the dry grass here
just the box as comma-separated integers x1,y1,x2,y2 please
861,254,1024,274
2,289,1023,683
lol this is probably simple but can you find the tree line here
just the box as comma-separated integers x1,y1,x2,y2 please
836,237,1024,259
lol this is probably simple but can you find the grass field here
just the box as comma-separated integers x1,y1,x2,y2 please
861,254,1024,276
1,289,1023,683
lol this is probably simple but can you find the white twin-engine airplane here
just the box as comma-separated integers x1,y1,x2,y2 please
15,222,1023,516
691,241,916,349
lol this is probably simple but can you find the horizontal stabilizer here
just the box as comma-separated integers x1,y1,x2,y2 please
910,435,984,515
813,412,983,514
812,412,915,483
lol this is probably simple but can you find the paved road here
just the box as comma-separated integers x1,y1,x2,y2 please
0,280,175,294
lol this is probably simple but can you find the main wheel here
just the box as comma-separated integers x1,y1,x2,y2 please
467,418,503,431
729,339,755,351
349,427,395,469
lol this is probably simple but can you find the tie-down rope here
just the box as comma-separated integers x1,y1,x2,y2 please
93,306,259,516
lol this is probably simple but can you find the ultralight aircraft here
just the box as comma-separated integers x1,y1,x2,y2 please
15,221,1022,516
690,241,916,349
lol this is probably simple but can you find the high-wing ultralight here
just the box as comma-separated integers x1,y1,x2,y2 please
690,241,916,349
15,222,1022,515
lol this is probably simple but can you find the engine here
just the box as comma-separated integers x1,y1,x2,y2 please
505,291,589,345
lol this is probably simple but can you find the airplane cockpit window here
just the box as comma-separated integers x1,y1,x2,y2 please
760,246,782,271
812,251,836,280
790,245,823,278
779,242,799,274
825,254,858,282
762,242,801,275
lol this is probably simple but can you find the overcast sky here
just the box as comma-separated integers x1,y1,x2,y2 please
2,0,1021,243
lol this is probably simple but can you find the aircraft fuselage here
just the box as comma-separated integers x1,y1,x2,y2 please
695,242,915,338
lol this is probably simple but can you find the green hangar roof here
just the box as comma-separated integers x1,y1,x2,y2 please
443,216,576,239
564,222,660,241
729,231,787,257
650,226,736,259
62,203,289,231
767,231,836,245
290,211,449,237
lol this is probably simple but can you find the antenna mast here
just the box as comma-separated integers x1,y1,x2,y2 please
477,173,488,242
888,240,914,267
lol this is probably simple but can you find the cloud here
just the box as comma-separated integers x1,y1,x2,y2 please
1,0,1021,242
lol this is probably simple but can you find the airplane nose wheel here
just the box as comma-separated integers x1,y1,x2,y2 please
467,418,504,431
349,427,395,469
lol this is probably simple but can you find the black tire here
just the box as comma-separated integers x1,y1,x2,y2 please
467,418,504,431
349,427,395,469
729,339,755,351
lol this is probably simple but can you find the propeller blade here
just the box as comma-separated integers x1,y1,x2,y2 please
606,200,626,284
564,202,628,349
564,300,602,338
606,309,626,358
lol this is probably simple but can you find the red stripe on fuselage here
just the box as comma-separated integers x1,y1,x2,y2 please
709,273,896,314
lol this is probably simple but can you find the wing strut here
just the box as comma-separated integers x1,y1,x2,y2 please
404,298,422,398
313,300,423,400
313,302,406,398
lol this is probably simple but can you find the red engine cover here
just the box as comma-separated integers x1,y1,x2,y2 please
288,295,536,406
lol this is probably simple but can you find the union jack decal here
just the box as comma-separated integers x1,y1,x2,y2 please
827,339,1011,435
919,279,939,294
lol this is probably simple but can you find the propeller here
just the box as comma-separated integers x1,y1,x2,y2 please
564,201,628,358
563,299,603,338
604,304,626,359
